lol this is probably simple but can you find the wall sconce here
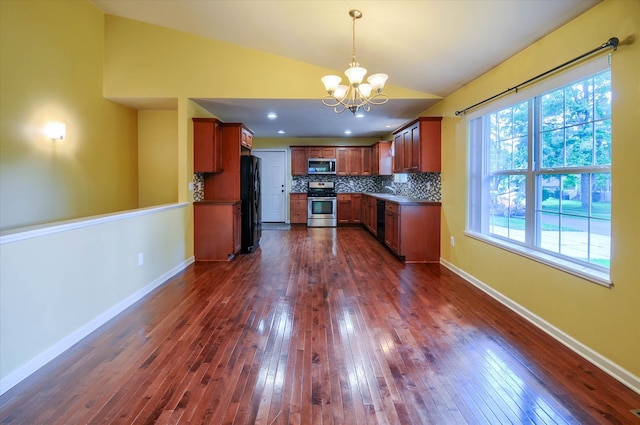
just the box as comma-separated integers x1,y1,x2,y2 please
44,121,66,140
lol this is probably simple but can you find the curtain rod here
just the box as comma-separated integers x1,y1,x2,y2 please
454,37,619,116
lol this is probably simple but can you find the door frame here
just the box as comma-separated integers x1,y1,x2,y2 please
252,149,289,223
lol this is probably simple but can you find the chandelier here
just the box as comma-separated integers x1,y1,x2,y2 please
321,9,389,114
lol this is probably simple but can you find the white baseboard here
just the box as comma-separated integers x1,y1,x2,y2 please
0,256,195,396
440,258,640,395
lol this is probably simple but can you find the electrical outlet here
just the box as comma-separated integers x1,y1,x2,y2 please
188,182,194,191
450,236,455,247
138,252,144,266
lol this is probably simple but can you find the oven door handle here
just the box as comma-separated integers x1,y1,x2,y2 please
309,197,337,201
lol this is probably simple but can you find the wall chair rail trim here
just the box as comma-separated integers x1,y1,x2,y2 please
0,203,189,245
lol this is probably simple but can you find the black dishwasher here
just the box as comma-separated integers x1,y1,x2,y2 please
376,200,386,243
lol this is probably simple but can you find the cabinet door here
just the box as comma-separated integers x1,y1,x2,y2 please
393,133,404,173
347,148,362,175
193,119,223,173
336,148,348,176
337,194,352,223
385,203,400,253
361,147,372,176
351,194,362,223
376,141,393,175
403,128,412,172
418,118,442,172
409,123,421,172
291,147,308,175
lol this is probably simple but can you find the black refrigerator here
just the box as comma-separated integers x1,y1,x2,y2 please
240,155,261,253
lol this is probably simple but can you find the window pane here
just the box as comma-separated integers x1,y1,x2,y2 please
565,77,593,126
591,173,611,219
513,102,528,137
559,215,589,259
541,89,564,131
489,175,526,243
539,211,561,254
541,129,564,168
565,123,593,167
595,119,612,165
513,136,528,169
489,103,528,171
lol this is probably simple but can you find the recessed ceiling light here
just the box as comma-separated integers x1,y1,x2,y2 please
277,130,285,134
344,130,352,135
267,112,278,119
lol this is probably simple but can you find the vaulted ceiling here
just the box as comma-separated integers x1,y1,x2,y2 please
92,0,600,138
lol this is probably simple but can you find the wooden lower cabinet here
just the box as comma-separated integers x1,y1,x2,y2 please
194,201,241,261
290,193,307,224
351,194,362,223
337,193,362,224
362,195,377,235
384,201,441,263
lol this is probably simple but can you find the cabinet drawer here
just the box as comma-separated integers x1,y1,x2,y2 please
290,200,307,212
337,194,351,201
290,211,307,224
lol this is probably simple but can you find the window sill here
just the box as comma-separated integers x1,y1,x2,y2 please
463,231,612,288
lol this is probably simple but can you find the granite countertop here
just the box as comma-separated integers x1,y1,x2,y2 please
363,193,441,205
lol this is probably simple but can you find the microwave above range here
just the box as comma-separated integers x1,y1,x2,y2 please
308,158,336,175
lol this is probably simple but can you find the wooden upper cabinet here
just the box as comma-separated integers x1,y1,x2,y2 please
308,147,336,158
291,147,308,176
361,147,373,176
374,141,392,175
193,118,223,173
393,132,404,173
336,147,348,176
294,144,392,176
337,147,363,176
392,117,442,173
348,148,362,176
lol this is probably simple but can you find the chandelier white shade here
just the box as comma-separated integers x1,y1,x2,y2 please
321,10,389,114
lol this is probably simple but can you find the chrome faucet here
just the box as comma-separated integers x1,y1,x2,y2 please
384,185,397,195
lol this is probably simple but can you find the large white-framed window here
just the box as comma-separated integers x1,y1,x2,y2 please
467,57,612,286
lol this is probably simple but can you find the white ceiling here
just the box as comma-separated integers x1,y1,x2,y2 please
92,0,600,139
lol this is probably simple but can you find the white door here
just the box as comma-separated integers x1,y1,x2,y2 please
253,150,287,222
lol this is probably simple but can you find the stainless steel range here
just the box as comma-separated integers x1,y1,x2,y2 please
307,181,337,227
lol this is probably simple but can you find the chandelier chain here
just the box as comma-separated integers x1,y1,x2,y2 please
351,13,357,64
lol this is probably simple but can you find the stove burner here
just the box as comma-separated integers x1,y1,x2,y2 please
307,181,336,198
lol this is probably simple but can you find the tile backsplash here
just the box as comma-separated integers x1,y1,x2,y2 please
292,173,441,201
194,172,441,202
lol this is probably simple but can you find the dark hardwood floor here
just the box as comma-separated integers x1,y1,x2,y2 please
1,226,639,424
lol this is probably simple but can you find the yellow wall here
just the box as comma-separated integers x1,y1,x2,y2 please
103,15,434,101
0,0,139,231
426,0,640,377
138,110,179,207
